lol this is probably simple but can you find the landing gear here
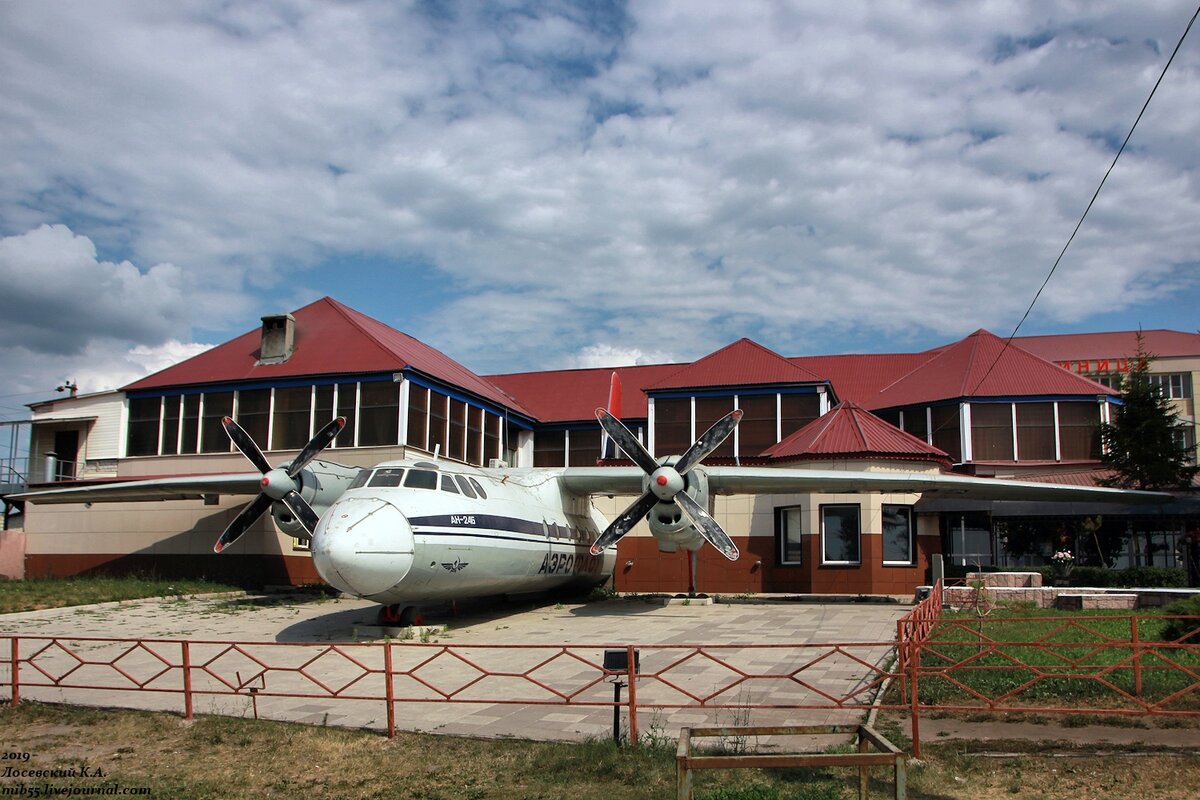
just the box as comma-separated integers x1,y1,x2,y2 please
376,604,420,627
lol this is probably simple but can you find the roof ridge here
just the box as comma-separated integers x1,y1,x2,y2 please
321,297,411,365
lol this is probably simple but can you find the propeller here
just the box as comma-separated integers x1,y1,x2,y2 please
214,416,346,553
590,407,743,561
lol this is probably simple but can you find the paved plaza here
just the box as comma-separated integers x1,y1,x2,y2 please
1,592,909,742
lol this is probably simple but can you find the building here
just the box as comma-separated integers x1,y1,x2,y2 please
5,297,1197,592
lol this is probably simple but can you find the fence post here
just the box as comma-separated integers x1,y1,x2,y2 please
909,630,921,760
181,641,193,721
10,637,18,707
384,642,396,739
626,644,639,746
896,619,908,705
1132,616,1143,699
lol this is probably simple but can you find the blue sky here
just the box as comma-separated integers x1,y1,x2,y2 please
1,1,1198,419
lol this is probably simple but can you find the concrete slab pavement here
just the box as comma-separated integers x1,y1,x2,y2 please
1,593,909,743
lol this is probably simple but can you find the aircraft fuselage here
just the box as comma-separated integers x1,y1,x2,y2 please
310,458,615,605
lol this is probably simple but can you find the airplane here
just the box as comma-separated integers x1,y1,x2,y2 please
9,401,1174,626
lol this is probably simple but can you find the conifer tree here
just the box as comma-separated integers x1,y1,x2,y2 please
1099,333,1198,490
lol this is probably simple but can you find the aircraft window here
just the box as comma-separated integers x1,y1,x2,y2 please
369,468,406,487
404,469,438,490
455,475,477,498
441,474,460,494
468,477,487,499
349,469,372,489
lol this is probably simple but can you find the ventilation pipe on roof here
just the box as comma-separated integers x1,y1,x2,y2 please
258,313,296,365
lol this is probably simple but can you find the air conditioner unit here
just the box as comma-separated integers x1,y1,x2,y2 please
488,459,509,468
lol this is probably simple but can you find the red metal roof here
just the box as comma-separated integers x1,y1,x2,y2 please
866,330,1115,410
763,401,951,464
647,338,824,391
124,297,531,415
1014,329,1200,361
791,352,937,405
486,363,680,423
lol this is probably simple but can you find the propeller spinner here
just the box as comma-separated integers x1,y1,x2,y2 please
214,416,346,553
590,408,742,560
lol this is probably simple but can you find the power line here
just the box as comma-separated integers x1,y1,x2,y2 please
970,3,1200,395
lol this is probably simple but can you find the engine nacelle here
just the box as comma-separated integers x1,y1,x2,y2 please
646,464,710,552
270,459,363,540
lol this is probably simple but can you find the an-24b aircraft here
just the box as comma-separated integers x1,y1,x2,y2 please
13,405,1171,625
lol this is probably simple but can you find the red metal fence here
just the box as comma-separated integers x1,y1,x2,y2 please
4,585,1199,759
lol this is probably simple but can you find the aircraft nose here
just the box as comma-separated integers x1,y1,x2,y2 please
311,496,415,597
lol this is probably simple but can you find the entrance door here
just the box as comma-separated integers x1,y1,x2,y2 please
53,430,79,480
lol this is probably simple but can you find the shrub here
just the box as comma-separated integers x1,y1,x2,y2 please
1158,595,1200,644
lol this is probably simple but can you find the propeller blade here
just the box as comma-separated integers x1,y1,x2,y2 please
589,491,659,556
674,409,743,475
288,417,346,479
223,416,272,474
675,491,740,561
280,490,320,536
214,493,274,553
595,409,658,475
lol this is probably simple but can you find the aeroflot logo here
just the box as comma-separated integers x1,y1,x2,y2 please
538,552,603,575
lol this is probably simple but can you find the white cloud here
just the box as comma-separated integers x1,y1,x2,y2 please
0,0,1197,385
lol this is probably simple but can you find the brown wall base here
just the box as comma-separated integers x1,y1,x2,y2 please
24,553,324,587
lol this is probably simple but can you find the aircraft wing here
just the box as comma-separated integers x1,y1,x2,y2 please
560,465,1173,505
7,473,265,504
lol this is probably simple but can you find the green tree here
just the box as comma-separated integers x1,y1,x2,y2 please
1099,333,1198,490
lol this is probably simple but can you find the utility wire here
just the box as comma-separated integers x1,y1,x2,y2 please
970,3,1200,395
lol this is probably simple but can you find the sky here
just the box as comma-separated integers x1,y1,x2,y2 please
2,0,1199,422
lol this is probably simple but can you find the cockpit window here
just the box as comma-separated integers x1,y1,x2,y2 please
349,469,372,489
468,477,487,499
455,475,477,498
368,468,405,487
403,469,438,490
441,474,460,494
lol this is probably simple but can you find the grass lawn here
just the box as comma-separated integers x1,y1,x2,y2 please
3,703,1200,800
915,607,1200,710
0,575,245,614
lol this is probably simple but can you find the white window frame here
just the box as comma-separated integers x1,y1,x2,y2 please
820,504,861,565
882,505,915,566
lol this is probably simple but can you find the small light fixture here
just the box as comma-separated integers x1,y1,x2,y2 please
625,560,634,568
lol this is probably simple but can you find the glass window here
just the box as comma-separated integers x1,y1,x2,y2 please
534,430,566,467
359,382,399,446
448,398,466,460
484,413,501,465
780,393,821,440
368,468,405,487
469,477,487,499
695,396,736,459
1149,373,1192,399
1015,403,1055,460
568,428,602,466
821,504,861,564
970,403,1014,461
180,394,200,454
406,385,429,452
466,406,483,465
201,392,234,453
441,474,460,493
455,475,477,498
883,505,914,565
237,388,271,448
654,397,691,456
349,468,372,489
403,469,438,490
1058,402,1100,460
336,385,357,447
776,506,803,565
272,386,312,449
930,405,961,462
902,407,928,443
127,397,162,457
740,394,778,456
429,391,449,456
161,396,181,455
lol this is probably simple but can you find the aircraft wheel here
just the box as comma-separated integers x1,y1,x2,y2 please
377,604,402,626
